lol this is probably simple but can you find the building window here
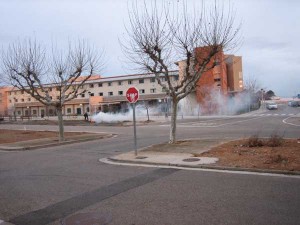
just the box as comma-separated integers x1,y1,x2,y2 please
32,110,37,115
162,87,167,92
150,78,156,83
108,92,113,96
174,75,179,81
214,78,221,82
150,88,156,93
56,87,60,91
139,79,144,84
161,77,166,82
99,92,103,96
81,94,85,98
49,88,52,91
118,81,122,86
118,91,123,96
9,92,11,96
89,84,94,88
9,100,11,103
21,99,24,102
139,89,145,94
17,111,21,115
89,93,94,96
15,99,18,102
67,108,72,114
128,80,132,85
21,90,24,94
56,96,60,100
28,98,31,102
98,83,102,87
108,82,112,86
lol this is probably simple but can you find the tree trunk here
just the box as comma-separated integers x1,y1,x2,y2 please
146,108,150,121
169,98,178,143
56,106,64,142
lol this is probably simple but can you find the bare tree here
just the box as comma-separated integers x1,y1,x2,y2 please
123,1,241,143
244,75,262,94
2,39,103,141
141,101,151,121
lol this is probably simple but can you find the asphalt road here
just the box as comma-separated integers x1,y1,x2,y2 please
0,105,299,225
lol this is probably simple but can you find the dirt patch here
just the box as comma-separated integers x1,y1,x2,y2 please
140,139,226,154
0,129,88,144
198,139,300,171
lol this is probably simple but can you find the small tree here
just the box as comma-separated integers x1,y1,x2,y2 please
265,90,275,100
123,1,241,143
2,39,103,141
244,75,261,94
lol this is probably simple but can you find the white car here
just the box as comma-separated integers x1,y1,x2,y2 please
267,102,278,110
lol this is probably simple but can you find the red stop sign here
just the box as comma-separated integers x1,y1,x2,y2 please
126,87,139,103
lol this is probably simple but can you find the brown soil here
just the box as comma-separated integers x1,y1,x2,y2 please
0,129,87,144
198,139,300,171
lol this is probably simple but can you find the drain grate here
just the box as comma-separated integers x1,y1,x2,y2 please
61,212,112,225
135,156,148,159
182,158,200,162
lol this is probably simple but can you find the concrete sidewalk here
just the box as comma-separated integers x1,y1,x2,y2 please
108,151,219,167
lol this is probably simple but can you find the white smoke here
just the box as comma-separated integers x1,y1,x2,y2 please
92,103,164,123
92,111,132,123
178,87,256,116
92,90,257,123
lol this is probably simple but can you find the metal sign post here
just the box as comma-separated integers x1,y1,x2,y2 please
132,103,137,156
126,87,139,156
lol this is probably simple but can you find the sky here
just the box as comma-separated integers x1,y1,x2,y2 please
0,0,299,97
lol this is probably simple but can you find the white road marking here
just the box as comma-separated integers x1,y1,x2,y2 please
166,117,268,128
282,117,300,127
281,114,286,116
99,158,300,179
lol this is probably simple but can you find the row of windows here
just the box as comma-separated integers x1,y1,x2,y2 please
87,76,179,88
10,98,32,103
80,88,157,98
8,76,179,96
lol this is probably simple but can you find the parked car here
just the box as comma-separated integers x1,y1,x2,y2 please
288,101,299,107
267,102,278,110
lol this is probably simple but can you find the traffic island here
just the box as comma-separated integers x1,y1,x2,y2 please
0,130,116,151
106,138,300,175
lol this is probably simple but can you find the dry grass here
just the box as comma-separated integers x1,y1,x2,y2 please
0,129,87,144
200,139,300,171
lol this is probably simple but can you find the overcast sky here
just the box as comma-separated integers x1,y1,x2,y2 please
0,0,299,97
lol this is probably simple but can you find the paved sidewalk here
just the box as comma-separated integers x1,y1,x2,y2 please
108,151,219,167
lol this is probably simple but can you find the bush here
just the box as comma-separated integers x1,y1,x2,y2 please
267,134,284,147
246,135,263,147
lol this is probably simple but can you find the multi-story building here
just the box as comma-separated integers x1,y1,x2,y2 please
2,71,179,117
177,47,243,114
0,87,11,116
0,46,243,117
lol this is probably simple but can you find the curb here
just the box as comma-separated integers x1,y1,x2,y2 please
107,157,300,176
0,134,116,151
